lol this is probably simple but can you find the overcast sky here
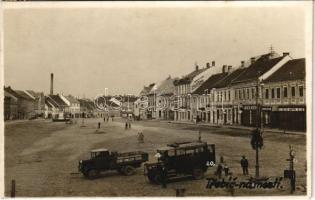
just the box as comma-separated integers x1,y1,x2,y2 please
4,4,307,98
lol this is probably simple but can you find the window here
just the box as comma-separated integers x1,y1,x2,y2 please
243,88,246,99
252,88,255,99
283,87,288,98
276,88,280,98
271,88,275,99
239,90,242,100
235,90,238,100
168,150,175,156
265,89,269,99
186,149,195,155
176,149,185,155
224,91,226,101
299,86,303,97
291,87,296,97
228,91,230,101
247,88,250,99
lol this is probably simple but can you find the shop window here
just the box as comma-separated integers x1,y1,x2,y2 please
271,88,275,99
265,88,269,99
283,87,288,98
276,88,281,98
291,87,296,97
299,86,303,97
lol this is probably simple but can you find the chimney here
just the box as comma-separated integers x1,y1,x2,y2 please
250,57,256,64
206,62,210,68
283,52,290,57
222,65,227,73
241,61,245,68
50,73,54,95
212,61,215,67
228,65,232,73
195,64,199,71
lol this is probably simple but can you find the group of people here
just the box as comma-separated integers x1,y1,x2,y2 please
215,155,249,177
125,121,131,129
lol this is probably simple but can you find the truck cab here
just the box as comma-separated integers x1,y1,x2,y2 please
79,149,148,179
145,141,215,184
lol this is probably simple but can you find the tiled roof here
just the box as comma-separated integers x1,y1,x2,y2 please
15,90,35,101
174,67,208,85
264,58,305,83
231,55,284,84
139,84,155,96
4,86,23,99
26,90,43,98
49,95,68,107
65,95,80,104
214,68,247,88
192,72,229,95
45,96,60,108
153,76,177,96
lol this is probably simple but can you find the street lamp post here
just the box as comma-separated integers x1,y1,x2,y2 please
255,71,262,178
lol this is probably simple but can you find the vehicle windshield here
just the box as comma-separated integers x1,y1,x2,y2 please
91,151,109,158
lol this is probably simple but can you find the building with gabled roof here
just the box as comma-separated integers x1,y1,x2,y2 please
4,87,36,119
260,58,306,131
173,62,217,122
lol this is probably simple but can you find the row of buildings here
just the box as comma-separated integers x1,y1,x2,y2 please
4,73,138,121
135,51,306,131
4,86,138,121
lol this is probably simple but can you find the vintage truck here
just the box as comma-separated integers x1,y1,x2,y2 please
144,141,216,184
79,149,149,179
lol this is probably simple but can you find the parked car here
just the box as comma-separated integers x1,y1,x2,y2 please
144,141,216,184
79,149,149,179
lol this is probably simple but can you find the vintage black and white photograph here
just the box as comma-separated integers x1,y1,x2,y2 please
1,1,312,198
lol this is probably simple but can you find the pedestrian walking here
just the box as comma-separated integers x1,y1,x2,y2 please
240,155,249,175
215,163,223,178
223,162,229,176
103,117,105,122
125,122,128,129
98,122,101,129
138,132,144,143
128,122,131,129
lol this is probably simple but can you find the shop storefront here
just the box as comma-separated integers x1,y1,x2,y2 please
276,105,306,131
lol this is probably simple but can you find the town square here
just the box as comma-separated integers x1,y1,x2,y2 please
2,2,311,198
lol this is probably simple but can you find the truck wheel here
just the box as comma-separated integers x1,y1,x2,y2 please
123,166,135,176
87,169,100,179
154,174,163,184
192,168,204,180
117,168,124,175
147,174,155,183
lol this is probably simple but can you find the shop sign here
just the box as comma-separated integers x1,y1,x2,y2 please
279,107,305,112
262,107,272,111
243,105,257,110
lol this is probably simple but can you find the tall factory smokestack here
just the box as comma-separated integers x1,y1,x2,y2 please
50,73,54,95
